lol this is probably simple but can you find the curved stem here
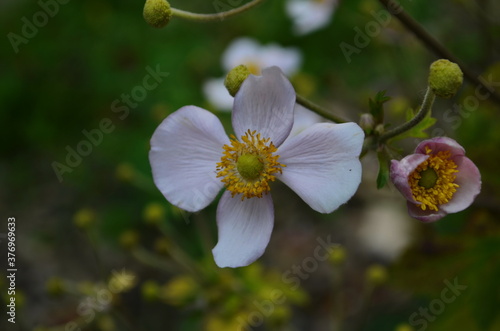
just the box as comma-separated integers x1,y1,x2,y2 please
171,0,266,22
296,94,348,123
379,87,435,143
377,0,500,105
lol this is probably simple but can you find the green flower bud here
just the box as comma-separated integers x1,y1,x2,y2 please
428,59,463,98
374,123,385,136
224,65,251,97
143,0,172,29
359,113,375,134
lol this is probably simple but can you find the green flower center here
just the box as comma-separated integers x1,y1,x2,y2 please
418,168,439,189
236,154,264,180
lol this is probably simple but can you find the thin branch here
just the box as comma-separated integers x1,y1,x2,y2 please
378,0,500,105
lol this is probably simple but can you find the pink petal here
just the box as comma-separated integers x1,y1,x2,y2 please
277,122,364,213
415,137,465,156
441,156,481,213
232,66,295,147
390,154,429,204
407,201,447,223
149,106,229,212
212,192,274,268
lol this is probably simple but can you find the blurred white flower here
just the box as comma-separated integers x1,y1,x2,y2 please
357,201,415,262
203,38,302,110
286,0,338,35
291,104,325,136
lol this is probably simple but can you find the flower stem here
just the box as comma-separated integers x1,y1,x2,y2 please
171,0,266,22
296,94,348,123
377,0,500,105
378,87,435,143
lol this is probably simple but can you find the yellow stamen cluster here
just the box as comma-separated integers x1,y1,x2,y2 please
216,130,285,200
409,147,459,211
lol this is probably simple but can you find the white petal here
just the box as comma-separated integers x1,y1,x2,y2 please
232,67,295,147
277,122,364,213
213,192,274,268
290,104,325,136
222,38,261,71
149,106,229,212
286,0,337,35
202,78,234,111
260,44,302,76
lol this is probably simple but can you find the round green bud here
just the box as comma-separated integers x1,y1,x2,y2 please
428,59,463,98
224,65,251,97
143,0,172,29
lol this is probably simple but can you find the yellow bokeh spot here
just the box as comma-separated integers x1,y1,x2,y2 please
161,275,198,306
366,264,388,285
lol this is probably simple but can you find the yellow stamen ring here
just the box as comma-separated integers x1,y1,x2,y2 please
409,147,459,211
216,130,285,200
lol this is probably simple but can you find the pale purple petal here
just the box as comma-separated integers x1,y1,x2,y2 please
213,192,274,268
277,122,364,213
232,66,295,147
415,137,465,156
202,78,234,111
290,104,325,136
149,106,229,212
390,154,429,204
441,156,481,213
407,202,447,223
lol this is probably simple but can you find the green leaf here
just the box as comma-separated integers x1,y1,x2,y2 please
369,90,391,123
376,150,390,189
393,108,437,141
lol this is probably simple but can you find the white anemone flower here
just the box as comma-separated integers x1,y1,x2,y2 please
203,38,302,110
150,67,364,268
291,104,325,136
286,0,338,35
